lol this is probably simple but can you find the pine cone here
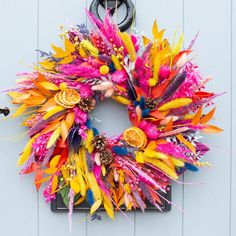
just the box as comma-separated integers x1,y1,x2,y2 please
145,98,158,110
100,149,113,165
92,135,107,152
78,98,96,112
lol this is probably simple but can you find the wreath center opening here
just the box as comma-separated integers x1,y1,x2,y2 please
91,99,132,137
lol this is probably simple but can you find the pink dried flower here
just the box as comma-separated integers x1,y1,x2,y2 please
139,120,159,139
32,132,52,161
173,62,203,98
73,107,88,124
111,70,128,84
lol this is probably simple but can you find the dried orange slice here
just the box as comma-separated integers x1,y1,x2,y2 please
54,93,74,108
61,89,80,105
54,89,80,108
123,127,147,149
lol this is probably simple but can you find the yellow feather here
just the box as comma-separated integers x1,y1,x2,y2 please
102,191,114,219
119,32,136,62
76,167,86,196
158,98,192,111
43,106,65,120
144,157,178,179
81,147,101,200
47,126,61,148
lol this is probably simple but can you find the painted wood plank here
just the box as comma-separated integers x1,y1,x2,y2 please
183,1,231,236
86,1,135,235
0,0,38,236
231,0,235,235
134,1,184,236
38,1,87,235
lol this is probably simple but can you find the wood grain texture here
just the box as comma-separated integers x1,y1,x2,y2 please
135,1,184,235
183,1,231,236
0,1,38,235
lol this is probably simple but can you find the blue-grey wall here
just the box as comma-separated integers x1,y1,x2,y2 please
0,0,235,236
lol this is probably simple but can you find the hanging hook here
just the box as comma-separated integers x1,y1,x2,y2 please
0,107,10,116
89,0,135,32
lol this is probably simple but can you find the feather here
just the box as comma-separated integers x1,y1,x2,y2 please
126,79,137,101
131,190,146,212
102,191,114,219
82,147,102,200
68,126,81,152
159,98,192,111
112,146,129,156
75,167,86,196
144,157,178,179
161,71,187,101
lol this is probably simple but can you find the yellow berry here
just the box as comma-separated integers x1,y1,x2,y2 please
59,82,68,91
99,65,110,75
148,78,157,87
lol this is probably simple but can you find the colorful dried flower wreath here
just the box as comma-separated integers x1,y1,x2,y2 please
7,10,222,223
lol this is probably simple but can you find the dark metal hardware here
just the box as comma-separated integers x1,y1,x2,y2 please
89,0,135,32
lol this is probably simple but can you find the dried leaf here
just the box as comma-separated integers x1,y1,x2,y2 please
50,155,61,168
200,108,216,124
12,104,28,118
202,125,223,134
60,120,69,143
192,107,202,125
51,175,58,193
47,126,61,148
39,82,59,91
90,199,102,215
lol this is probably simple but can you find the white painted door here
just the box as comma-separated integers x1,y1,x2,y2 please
0,1,234,236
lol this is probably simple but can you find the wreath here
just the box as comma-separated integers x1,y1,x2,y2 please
7,10,222,224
